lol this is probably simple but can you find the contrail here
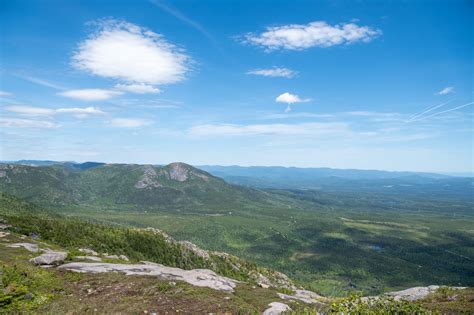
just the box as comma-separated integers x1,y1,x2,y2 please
406,99,454,122
149,0,218,47
408,101,474,122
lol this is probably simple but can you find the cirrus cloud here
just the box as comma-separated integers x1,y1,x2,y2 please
72,19,191,85
189,122,349,136
6,105,104,116
247,67,297,78
0,118,58,129
243,21,381,51
114,83,161,94
58,89,122,101
0,91,12,97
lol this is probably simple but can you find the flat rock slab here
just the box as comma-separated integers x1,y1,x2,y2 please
262,302,291,315
75,256,102,262
8,242,39,252
58,262,238,292
385,285,466,301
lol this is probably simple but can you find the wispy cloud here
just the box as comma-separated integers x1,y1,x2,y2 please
189,122,348,136
436,86,454,95
6,105,104,116
115,83,160,94
242,21,381,51
0,118,58,129
343,111,403,122
15,74,66,90
58,89,123,101
109,118,153,128
0,91,12,97
247,67,297,78
72,19,191,86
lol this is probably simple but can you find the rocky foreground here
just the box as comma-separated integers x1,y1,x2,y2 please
2,219,471,315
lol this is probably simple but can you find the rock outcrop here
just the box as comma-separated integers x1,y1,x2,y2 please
8,242,40,252
262,302,291,315
134,165,163,189
385,285,466,301
30,251,68,265
58,262,238,292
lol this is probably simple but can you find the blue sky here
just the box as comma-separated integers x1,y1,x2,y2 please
0,0,472,173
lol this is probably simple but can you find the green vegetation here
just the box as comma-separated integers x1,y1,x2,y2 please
1,163,473,296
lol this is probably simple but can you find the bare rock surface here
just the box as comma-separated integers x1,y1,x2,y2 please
277,289,327,305
262,302,291,315
135,165,162,189
30,251,68,265
75,255,102,262
179,241,210,259
58,262,238,292
8,242,40,252
384,285,466,301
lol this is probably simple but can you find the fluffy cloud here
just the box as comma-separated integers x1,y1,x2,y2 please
115,83,161,94
276,92,309,104
0,91,12,97
6,105,104,116
189,122,348,136
243,21,381,51
58,89,122,101
247,67,297,78
110,118,153,128
72,19,190,85
436,86,454,95
0,118,58,128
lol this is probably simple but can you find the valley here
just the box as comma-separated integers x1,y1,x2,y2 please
1,162,472,297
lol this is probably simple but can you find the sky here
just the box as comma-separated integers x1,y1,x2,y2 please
0,0,472,173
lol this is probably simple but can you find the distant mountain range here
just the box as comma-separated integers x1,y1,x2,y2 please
2,160,473,201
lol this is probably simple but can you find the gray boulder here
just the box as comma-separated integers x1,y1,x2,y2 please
30,251,68,265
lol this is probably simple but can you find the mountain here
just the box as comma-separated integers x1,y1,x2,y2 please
198,165,474,201
0,162,271,211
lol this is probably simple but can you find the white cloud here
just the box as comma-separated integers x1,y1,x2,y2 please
276,92,309,104
55,107,104,115
58,89,122,101
6,105,104,116
189,122,348,136
115,83,160,94
72,19,190,85
243,21,381,51
0,118,58,129
436,86,454,95
0,91,12,97
110,118,153,128
247,67,297,78
6,105,55,116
